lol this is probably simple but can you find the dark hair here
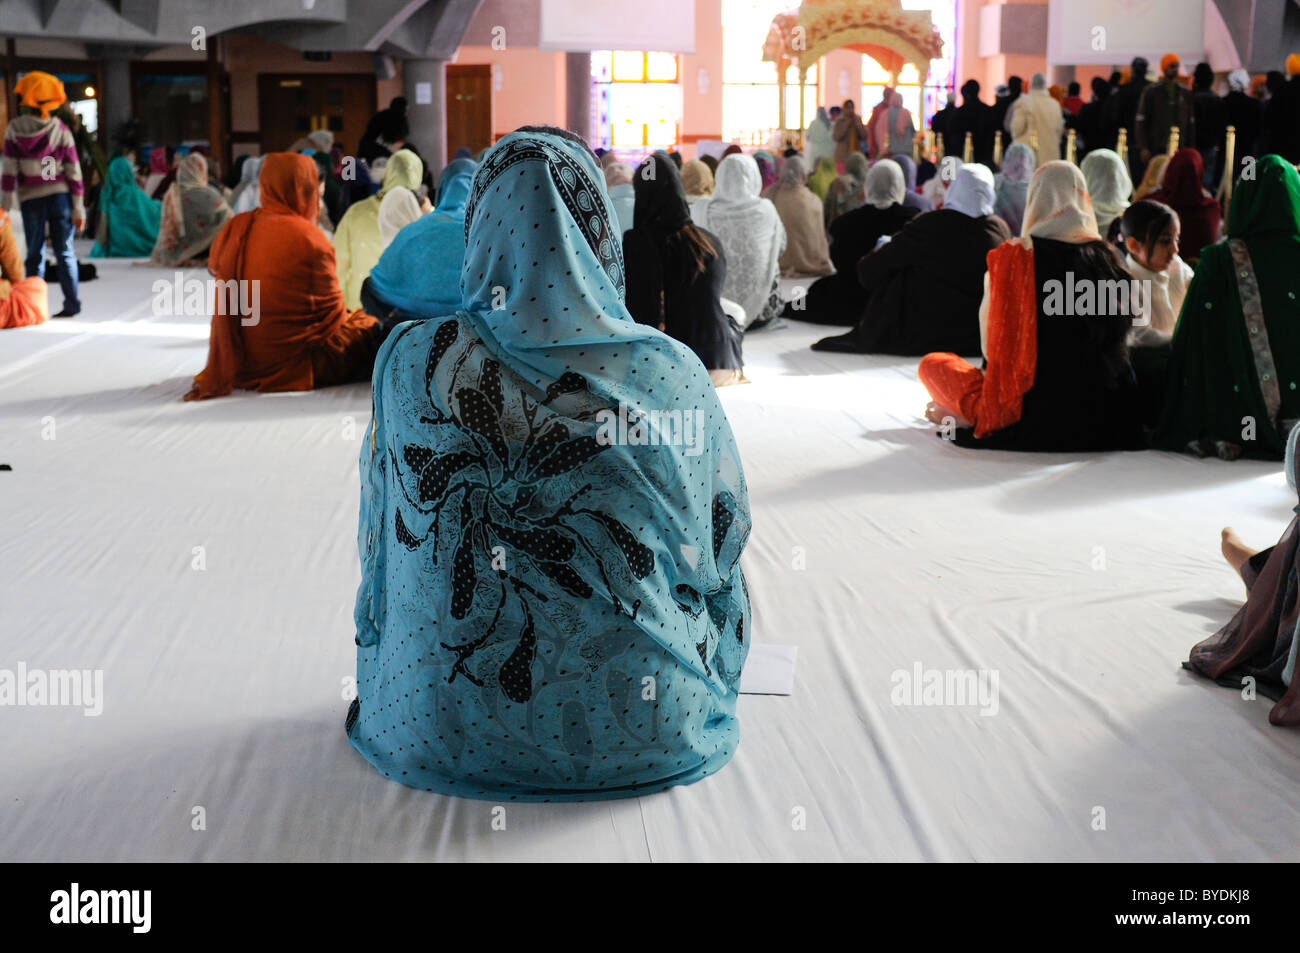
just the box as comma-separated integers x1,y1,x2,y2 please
1193,62,1214,89
1068,81,1080,96
961,79,980,99
1091,76,1110,99
842,99,855,109
1108,71,1122,87
1131,57,1148,72
515,123,596,160
1120,199,1178,261
1007,76,1024,94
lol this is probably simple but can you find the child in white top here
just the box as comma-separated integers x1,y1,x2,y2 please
1120,199,1194,347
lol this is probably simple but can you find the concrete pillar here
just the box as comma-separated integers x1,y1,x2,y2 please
565,52,591,143
101,49,133,150
404,57,447,176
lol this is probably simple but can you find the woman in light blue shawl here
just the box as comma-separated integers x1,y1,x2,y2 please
349,128,752,800
362,158,476,322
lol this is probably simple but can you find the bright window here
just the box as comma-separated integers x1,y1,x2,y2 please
592,51,682,154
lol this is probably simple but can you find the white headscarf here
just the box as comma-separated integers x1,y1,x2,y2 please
1079,148,1133,234
1228,69,1250,93
1021,160,1101,244
231,155,265,214
378,186,423,247
692,153,785,329
863,158,906,210
942,163,996,217
604,162,634,187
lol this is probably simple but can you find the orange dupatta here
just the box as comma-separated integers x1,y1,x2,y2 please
973,240,1037,438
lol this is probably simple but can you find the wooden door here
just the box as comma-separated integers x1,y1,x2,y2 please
257,73,376,157
446,65,492,156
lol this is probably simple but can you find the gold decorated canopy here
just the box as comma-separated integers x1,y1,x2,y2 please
762,0,944,140
763,0,944,78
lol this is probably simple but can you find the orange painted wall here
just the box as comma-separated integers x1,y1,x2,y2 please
682,0,724,142
820,49,863,108
450,45,567,140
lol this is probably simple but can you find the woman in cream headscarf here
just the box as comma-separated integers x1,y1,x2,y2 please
691,152,786,329
764,155,832,278
150,153,232,266
1079,147,1133,236
1133,153,1169,200
680,159,714,206
377,186,424,248
919,160,1143,451
332,147,423,310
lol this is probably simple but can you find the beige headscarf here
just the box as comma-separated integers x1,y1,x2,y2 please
1133,153,1170,201
1020,160,1101,244
681,159,714,197
161,154,209,242
378,186,423,247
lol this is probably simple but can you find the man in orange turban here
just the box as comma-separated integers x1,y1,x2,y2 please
1136,53,1194,167
13,71,67,119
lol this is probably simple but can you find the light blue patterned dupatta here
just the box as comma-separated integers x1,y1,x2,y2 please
349,130,751,800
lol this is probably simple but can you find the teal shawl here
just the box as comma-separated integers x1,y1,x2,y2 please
90,156,161,258
367,158,476,319
350,131,751,800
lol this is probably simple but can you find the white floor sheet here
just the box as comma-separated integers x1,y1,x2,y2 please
3,259,1299,861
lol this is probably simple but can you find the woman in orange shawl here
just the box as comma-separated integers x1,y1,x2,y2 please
184,153,380,400
918,161,1144,451
0,208,49,329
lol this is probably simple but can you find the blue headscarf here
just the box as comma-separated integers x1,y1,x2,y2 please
366,158,477,318
349,130,752,801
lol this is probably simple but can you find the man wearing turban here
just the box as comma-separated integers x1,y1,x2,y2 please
1135,53,1196,168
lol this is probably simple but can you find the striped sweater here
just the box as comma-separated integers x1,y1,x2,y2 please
0,114,85,218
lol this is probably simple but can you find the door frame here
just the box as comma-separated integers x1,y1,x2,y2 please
446,63,494,151
256,71,378,154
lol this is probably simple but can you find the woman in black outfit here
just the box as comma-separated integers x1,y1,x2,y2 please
622,151,744,385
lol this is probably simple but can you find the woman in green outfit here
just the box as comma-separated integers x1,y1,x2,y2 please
90,155,161,258
1155,155,1300,460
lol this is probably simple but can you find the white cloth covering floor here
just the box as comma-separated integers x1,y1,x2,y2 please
2,259,1300,861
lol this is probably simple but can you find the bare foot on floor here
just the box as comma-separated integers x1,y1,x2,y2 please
1221,527,1259,579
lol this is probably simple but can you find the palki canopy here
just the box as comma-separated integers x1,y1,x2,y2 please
763,0,944,143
